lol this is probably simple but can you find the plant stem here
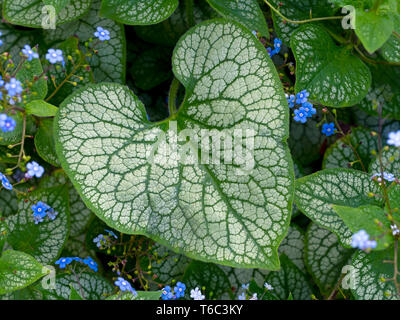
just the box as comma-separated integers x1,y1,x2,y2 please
45,63,82,102
168,77,180,117
263,0,343,24
184,0,195,28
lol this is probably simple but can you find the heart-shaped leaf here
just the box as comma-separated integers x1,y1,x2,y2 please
3,0,92,28
291,24,371,107
0,250,49,295
206,0,270,38
55,19,294,269
6,185,70,264
295,169,381,246
100,0,178,25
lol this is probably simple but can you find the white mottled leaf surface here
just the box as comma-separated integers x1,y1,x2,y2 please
55,19,294,269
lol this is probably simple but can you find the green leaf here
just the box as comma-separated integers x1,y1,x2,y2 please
182,260,232,299
69,285,84,300
26,100,58,117
355,9,394,54
43,0,126,84
0,215,8,252
358,65,400,121
305,223,354,296
0,187,18,217
16,52,48,103
40,170,94,237
381,35,400,63
322,126,378,170
295,169,381,246
38,272,113,300
55,19,294,269
352,247,399,299
206,0,269,38
43,0,70,14
3,0,92,28
269,0,336,45
291,24,371,107
34,118,61,167
332,204,393,250
0,250,48,295
265,254,314,300
369,146,400,174
100,0,178,25
278,225,306,273
6,185,70,264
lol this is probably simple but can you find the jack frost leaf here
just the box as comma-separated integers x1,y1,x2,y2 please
305,223,354,296
39,272,113,300
3,0,92,28
100,0,178,25
291,24,371,107
43,0,126,83
278,224,306,273
6,185,70,264
352,247,399,300
381,35,400,63
265,254,314,300
0,250,48,295
55,19,294,269
269,0,336,45
206,0,269,38
323,126,378,171
295,169,381,247
369,147,400,174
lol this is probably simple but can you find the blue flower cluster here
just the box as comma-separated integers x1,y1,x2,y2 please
371,172,396,183
46,48,64,66
321,122,336,137
0,113,16,132
55,256,98,272
288,90,316,124
94,27,111,41
161,282,186,300
31,201,58,224
351,230,377,250
93,229,118,248
266,38,282,58
26,161,44,178
21,45,39,61
0,172,12,190
4,77,23,105
114,277,138,296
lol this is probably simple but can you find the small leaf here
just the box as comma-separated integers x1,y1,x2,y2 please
26,100,58,117
100,0,178,25
291,24,371,107
332,204,393,250
0,250,48,295
69,285,84,300
34,118,61,167
206,0,270,38
6,185,70,264
295,169,381,246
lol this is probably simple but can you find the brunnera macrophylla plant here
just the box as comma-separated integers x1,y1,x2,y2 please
0,0,399,302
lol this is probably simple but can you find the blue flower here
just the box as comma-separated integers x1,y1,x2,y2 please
114,277,133,292
33,215,44,224
371,172,396,183
46,49,64,65
0,76,4,87
83,256,98,272
286,94,295,108
72,257,82,262
46,208,59,220
387,130,400,147
302,102,316,117
174,282,186,299
21,45,39,61
0,114,16,132
93,234,106,248
161,286,174,300
105,229,118,239
26,161,44,178
266,47,272,57
94,27,110,41
273,38,282,54
241,283,250,290
296,90,309,104
55,257,73,268
351,230,377,250
293,107,308,123
1,174,13,190
31,201,49,218
5,78,23,97
264,282,273,290
238,292,246,300
321,122,336,136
